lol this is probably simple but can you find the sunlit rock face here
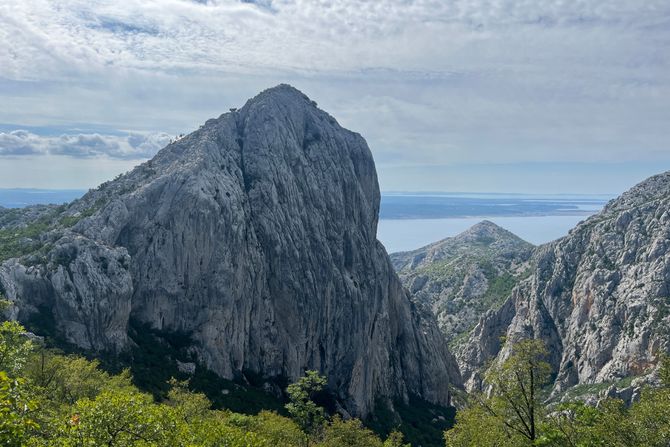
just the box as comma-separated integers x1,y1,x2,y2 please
0,85,461,416
460,172,670,394
391,220,535,381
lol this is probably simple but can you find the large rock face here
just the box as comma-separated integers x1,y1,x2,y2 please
0,85,460,416
391,221,534,372
460,172,670,393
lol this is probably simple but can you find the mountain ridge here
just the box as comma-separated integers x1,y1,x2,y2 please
0,85,460,417
459,170,670,393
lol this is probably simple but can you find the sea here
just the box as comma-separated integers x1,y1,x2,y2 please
377,193,612,253
0,189,612,253
0,189,86,208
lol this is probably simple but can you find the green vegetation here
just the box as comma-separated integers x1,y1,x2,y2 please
478,270,518,311
0,198,107,263
0,319,411,447
367,395,456,447
417,253,527,352
0,216,53,261
110,319,286,415
286,370,328,434
58,199,107,228
444,340,670,447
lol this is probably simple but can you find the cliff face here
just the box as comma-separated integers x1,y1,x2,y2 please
391,221,534,376
460,172,670,393
0,85,460,416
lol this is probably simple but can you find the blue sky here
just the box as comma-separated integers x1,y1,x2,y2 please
0,0,668,194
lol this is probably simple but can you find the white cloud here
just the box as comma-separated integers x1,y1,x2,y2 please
2,0,668,79
0,130,171,159
0,0,668,191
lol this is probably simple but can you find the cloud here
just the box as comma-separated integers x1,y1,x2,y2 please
0,130,171,159
2,0,668,79
0,0,668,192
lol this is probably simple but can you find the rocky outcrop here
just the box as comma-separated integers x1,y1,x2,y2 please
391,221,533,374
0,235,132,351
0,85,460,416
460,172,670,394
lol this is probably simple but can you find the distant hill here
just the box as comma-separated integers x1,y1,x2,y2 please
391,221,534,370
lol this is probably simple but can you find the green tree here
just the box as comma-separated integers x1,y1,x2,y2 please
285,370,328,435
445,339,551,447
483,339,551,444
0,371,39,446
538,401,603,447
382,430,410,447
540,356,670,447
0,320,35,375
225,411,307,447
50,388,177,446
317,417,384,447
445,403,520,447
24,352,134,407
165,377,211,422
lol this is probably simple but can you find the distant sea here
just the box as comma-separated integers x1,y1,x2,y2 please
0,189,611,253
0,189,86,208
378,192,613,253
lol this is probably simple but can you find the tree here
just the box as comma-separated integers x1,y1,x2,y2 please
445,339,551,447
0,320,35,376
445,403,520,447
50,389,177,446
538,401,604,447
24,352,134,407
285,370,328,435
317,417,384,447
539,355,670,447
382,431,410,447
483,339,551,443
0,371,39,447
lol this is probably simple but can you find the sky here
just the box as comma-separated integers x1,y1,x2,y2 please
0,0,668,194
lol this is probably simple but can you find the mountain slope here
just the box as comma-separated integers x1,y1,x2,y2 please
460,172,670,393
0,85,460,417
391,221,534,367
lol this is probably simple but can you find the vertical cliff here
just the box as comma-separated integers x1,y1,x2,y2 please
0,85,461,416
460,172,670,393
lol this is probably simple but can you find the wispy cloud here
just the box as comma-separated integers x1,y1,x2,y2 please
3,0,668,79
0,0,668,191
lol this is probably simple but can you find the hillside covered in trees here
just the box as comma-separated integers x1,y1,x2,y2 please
2,294,670,446
0,296,411,447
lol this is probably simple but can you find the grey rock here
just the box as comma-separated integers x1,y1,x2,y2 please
391,221,534,383
1,234,133,351
0,205,59,230
460,171,670,394
176,360,196,375
0,85,460,417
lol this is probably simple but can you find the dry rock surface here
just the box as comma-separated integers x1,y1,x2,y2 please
0,85,460,416
459,172,670,395
391,221,534,377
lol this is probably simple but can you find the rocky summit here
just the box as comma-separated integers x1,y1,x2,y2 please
0,85,460,416
459,172,670,395
391,221,534,373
